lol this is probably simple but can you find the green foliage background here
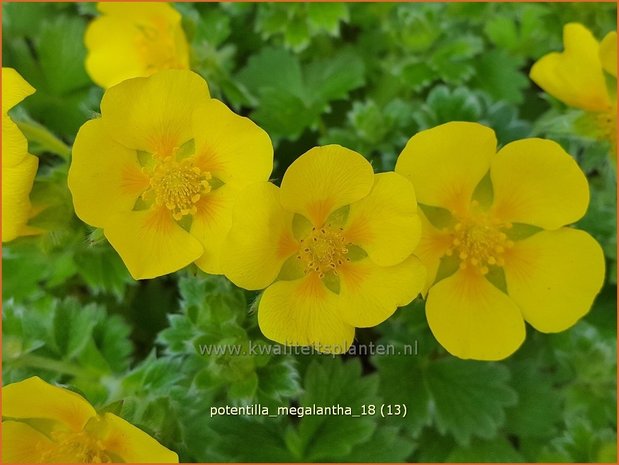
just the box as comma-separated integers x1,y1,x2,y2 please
2,2,617,463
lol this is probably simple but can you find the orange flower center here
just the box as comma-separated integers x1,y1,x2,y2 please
147,156,211,220
446,212,513,275
43,430,111,463
298,226,350,278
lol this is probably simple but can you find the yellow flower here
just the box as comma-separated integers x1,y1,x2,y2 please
530,23,617,153
2,67,39,243
68,70,273,280
85,2,189,89
221,145,426,354
395,122,605,361
2,377,178,463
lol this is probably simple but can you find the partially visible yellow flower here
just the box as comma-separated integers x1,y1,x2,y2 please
530,23,617,153
2,67,39,242
222,145,426,354
2,377,178,463
85,2,189,89
68,70,273,280
396,122,605,361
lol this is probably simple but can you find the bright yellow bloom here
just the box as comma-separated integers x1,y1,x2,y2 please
396,122,605,361
68,70,273,279
2,377,178,463
85,2,189,89
530,23,617,153
222,145,426,354
2,67,39,242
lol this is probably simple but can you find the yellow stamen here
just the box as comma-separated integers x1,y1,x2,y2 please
297,225,350,278
447,211,512,275
144,155,211,220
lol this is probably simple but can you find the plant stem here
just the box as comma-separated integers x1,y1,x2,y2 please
17,120,71,159
11,354,91,378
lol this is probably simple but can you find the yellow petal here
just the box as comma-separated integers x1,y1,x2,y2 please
96,413,179,463
192,99,273,189
103,207,203,279
221,182,297,290
337,255,426,327
69,119,149,229
490,138,589,230
2,377,96,432
503,228,605,333
97,2,181,21
600,31,617,77
415,210,453,293
2,153,37,243
2,68,35,167
259,273,354,354
3,115,29,168
85,16,147,89
395,122,497,214
2,67,35,114
530,23,611,111
86,3,188,89
426,270,525,361
191,185,236,275
279,145,374,226
100,70,210,154
1,421,53,463
344,172,421,267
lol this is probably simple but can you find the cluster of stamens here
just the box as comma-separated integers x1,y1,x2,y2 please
43,430,111,463
144,156,211,220
136,23,184,72
297,226,350,278
596,107,617,150
445,214,513,275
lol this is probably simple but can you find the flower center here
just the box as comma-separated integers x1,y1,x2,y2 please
135,20,184,72
595,106,617,151
298,226,350,278
446,213,513,275
146,156,211,220
43,430,111,463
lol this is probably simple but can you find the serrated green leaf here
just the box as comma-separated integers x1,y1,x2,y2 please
372,351,431,436
237,48,305,100
305,50,365,105
472,50,529,104
53,299,98,359
297,358,379,461
447,436,525,462
425,359,518,445
307,3,349,34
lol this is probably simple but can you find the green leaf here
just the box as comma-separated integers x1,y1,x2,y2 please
53,299,99,359
297,358,379,461
447,436,525,462
504,359,562,439
539,419,617,462
472,50,529,104
429,35,483,84
307,3,349,34
73,242,134,301
305,50,365,105
237,48,305,100
372,349,431,436
415,85,482,128
37,15,90,95
209,416,293,461
340,426,416,462
251,88,314,138
425,358,517,445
